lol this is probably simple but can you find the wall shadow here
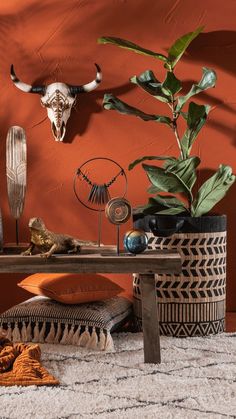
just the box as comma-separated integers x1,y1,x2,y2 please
64,82,136,142
186,31,236,75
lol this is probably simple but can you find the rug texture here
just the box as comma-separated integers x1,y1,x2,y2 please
1,332,236,418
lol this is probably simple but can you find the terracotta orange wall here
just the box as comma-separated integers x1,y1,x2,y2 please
0,0,235,313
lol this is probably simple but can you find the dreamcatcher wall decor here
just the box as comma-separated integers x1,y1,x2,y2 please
73,157,128,247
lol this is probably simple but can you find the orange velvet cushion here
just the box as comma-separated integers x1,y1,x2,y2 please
18,273,124,304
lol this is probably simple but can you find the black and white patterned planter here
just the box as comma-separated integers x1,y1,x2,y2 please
133,214,226,337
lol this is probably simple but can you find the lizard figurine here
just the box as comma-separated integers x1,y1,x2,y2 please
21,217,97,258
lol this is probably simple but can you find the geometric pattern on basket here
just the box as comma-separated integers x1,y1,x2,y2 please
133,297,225,323
133,230,226,337
133,274,225,302
148,233,226,257
160,318,225,337
133,296,225,337
147,232,227,285
156,278,225,300
134,316,225,337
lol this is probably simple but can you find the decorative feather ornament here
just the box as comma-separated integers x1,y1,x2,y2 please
6,126,27,245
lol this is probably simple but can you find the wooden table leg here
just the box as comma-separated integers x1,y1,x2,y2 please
140,273,161,363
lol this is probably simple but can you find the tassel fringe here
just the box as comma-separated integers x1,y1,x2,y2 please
6,323,12,341
12,322,21,342
60,324,69,344
54,322,62,343
45,322,56,343
32,322,40,343
0,321,114,351
21,322,27,342
71,325,81,345
78,326,91,347
38,322,46,343
86,327,98,349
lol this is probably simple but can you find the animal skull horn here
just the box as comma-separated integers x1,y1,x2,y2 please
10,64,102,142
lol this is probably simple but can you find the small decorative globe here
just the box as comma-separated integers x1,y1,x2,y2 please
123,229,148,254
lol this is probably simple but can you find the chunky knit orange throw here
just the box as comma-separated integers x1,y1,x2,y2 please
0,335,59,386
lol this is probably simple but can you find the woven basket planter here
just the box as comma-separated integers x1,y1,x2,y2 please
133,214,226,337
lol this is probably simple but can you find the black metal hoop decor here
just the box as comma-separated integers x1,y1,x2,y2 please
73,157,128,212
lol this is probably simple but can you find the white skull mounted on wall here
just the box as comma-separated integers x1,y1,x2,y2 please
10,64,102,142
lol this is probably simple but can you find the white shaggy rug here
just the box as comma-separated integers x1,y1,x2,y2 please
1,332,236,419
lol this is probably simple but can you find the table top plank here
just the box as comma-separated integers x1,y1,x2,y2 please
0,250,181,274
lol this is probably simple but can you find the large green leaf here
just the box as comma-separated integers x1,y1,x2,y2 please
98,37,167,62
142,196,187,215
140,199,165,215
130,70,170,103
147,184,160,194
181,102,211,158
168,26,204,69
191,165,236,216
176,68,217,111
103,94,172,125
149,195,186,209
164,156,201,190
161,72,182,96
180,111,188,120
142,163,191,198
152,207,188,215
187,102,208,127
129,155,177,170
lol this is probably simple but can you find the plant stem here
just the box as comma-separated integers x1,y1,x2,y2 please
170,97,192,211
172,119,184,160
170,99,184,160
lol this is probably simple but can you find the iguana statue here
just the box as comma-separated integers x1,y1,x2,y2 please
21,217,97,258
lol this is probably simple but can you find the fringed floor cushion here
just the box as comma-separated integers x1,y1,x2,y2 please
0,296,133,351
0,335,59,386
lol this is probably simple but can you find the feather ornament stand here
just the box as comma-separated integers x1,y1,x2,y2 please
6,126,27,246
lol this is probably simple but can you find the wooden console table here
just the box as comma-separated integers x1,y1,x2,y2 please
0,249,181,364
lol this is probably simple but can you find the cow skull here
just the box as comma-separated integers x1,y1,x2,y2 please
10,64,102,142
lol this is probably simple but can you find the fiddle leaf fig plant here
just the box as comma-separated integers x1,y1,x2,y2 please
98,28,235,216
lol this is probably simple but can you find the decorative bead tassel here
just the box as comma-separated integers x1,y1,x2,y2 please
88,184,96,203
78,166,123,206
72,325,81,345
12,322,21,342
38,322,46,343
78,326,90,347
45,322,56,343
26,322,32,341
105,331,114,351
32,322,40,342
21,322,27,342
6,324,12,341
98,329,106,350
54,323,62,343
86,327,98,349
60,324,69,344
